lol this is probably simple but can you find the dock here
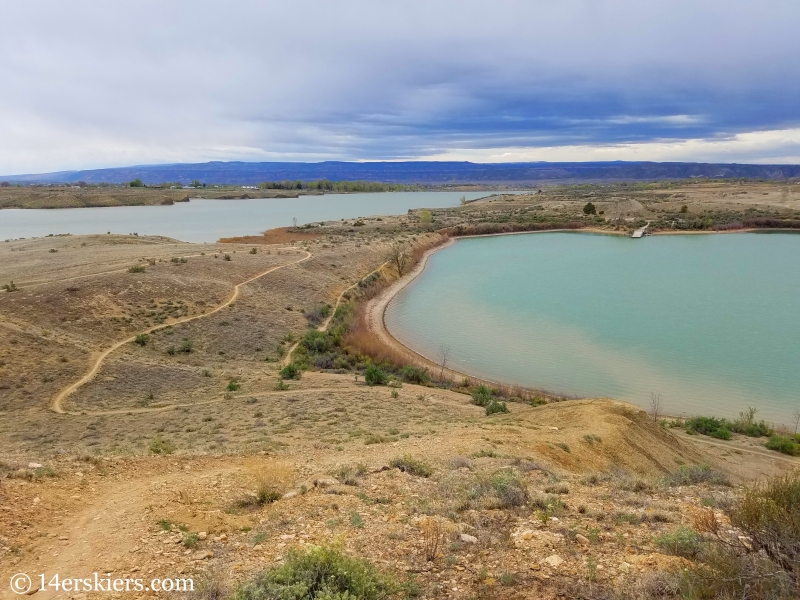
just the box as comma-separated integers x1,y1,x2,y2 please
632,223,649,238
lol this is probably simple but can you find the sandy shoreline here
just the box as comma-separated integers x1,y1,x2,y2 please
367,227,800,421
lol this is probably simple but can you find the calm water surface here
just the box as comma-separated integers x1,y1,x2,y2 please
385,232,800,424
0,191,495,243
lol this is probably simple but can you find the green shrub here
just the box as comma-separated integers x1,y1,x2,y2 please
227,381,241,392
654,526,701,558
302,330,332,354
223,254,232,261
178,339,193,353
398,366,430,385
471,384,492,407
232,545,396,600
666,465,730,487
3,281,18,292
128,265,146,273
685,416,731,439
389,455,433,477
134,334,149,346
583,202,596,215
149,437,175,455
364,364,388,386
250,247,258,254
765,435,800,456
279,363,303,380
485,400,509,415
182,532,200,548
478,470,529,508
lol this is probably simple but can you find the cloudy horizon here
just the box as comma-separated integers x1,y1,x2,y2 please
2,0,800,175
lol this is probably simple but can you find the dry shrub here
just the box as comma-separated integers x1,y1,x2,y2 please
248,460,293,505
419,516,447,561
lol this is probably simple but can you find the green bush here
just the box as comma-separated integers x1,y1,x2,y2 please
134,334,149,346
478,470,529,508
227,381,241,392
583,202,596,215
485,400,509,415
232,545,396,600
364,364,388,386
471,384,492,407
765,435,800,456
128,265,146,273
389,455,433,477
654,526,701,558
182,532,200,548
665,465,730,487
398,366,430,385
149,437,175,455
279,363,303,380
685,416,731,439
302,330,332,354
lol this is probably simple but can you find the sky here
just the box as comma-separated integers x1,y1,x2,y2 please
2,0,800,174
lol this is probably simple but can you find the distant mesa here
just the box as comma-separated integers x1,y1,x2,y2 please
2,160,800,186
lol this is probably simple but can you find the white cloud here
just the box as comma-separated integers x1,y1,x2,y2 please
1,0,799,173
422,128,800,164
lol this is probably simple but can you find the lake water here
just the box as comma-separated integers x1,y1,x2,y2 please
0,191,495,243
385,232,800,425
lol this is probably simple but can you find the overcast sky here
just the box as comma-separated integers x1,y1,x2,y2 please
2,0,800,174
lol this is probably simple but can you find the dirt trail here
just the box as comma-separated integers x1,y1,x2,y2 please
282,260,388,367
50,249,312,414
9,462,240,599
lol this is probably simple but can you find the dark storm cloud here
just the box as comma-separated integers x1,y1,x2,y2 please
1,0,799,172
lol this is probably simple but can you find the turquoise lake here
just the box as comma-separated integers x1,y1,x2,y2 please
0,191,495,243
384,232,800,425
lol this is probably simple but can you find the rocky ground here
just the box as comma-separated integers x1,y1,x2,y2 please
2,182,800,599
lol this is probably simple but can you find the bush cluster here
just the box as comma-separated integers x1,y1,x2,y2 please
685,409,773,440
232,545,396,600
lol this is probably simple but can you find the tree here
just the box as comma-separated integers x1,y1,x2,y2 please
649,391,663,424
793,409,800,435
583,202,596,215
420,209,433,224
129,178,144,188
388,242,410,277
191,179,203,188
437,344,452,381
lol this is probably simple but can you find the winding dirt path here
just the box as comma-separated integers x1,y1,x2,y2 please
50,249,312,414
282,261,388,367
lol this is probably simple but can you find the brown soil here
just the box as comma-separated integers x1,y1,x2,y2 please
220,227,323,245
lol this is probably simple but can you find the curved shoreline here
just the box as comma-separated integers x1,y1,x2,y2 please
367,227,800,406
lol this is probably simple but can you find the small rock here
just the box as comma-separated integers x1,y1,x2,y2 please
219,533,227,541
618,562,631,573
253,544,263,551
314,478,338,487
459,533,478,544
194,550,213,560
283,491,299,499
198,532,208,541
58,535,69,541
575,534,590,546
33,497,41,504
543,554,564,568
28,462,42,469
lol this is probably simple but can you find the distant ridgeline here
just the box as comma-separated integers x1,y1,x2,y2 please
3,160,800,186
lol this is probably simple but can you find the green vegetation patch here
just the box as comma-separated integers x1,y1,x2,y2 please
232,545,396,600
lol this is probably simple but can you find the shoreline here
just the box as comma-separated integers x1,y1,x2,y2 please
368,227,800,426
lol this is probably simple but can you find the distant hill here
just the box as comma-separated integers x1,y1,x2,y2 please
3,160,800,185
